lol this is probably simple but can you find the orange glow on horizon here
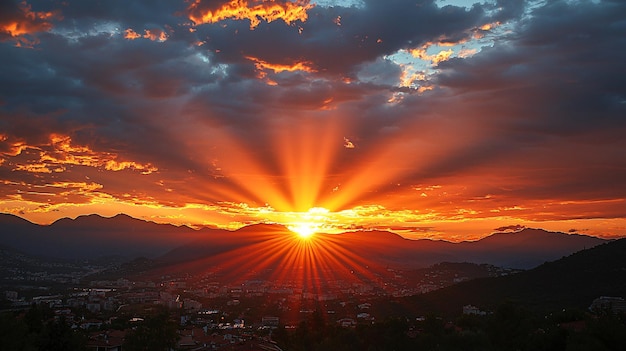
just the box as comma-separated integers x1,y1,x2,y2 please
3,112,626,243
289,222,316,238
285,207,329,238
5,115,626,242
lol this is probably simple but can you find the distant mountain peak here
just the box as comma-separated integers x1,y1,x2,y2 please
51,213,113,226
484,227,601,241
49,213,191,230
0,213,37,226
233,222,293,234
493,227,551,235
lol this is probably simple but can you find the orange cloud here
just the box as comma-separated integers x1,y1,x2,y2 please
124,28,168,41
123,28,141,40
47,134,158,174
431,49,453,64
1,134,157,175
409,46,454,65
0,1,60,47
398,65,426,88
417,85,434,93
245,55,316,79
47,181,103,193
13,163,60,174
142,28,168,42
187,0,314,30
458,48,477,58
479,23,495,31
473,21,500,39
407,20,501,64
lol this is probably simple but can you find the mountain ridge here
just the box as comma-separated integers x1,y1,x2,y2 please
399,238,626,316
0,213,202,259
0,213,609,269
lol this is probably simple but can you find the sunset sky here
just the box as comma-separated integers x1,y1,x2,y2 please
1,0,625,241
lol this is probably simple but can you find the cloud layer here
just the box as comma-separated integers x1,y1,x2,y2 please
1,0,625,240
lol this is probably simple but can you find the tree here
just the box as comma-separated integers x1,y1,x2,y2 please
0,309,85,351
487,302,536,350
0,312,34,351
41,317,86,351
123,312,179,351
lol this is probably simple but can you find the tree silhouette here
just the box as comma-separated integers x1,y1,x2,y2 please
123,312,179,351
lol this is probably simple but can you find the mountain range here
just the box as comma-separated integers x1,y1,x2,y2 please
0,213,203,259
0,213,607,270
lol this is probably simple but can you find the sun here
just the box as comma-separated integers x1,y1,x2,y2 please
288,222,317,239
285,207,330,239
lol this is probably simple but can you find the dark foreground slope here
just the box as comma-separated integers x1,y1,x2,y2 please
400,238,626,316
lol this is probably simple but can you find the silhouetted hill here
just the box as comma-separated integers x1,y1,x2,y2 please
401,238,626,316
0,213,203,259
454,228,605,268
0,213,36,226
157,224,282,264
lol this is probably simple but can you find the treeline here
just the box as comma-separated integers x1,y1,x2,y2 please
2,303,625,350
273,303,626,351
0,305,86,351
0,304,178,351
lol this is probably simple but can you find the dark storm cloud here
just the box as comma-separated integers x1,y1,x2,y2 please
1,0,510,153
1,1,206,150
407,0,626,202
47,0,186,32
308,0,626,210
490,0,525,23
1,12,217,170
436,0,626,134
194,0,496,79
